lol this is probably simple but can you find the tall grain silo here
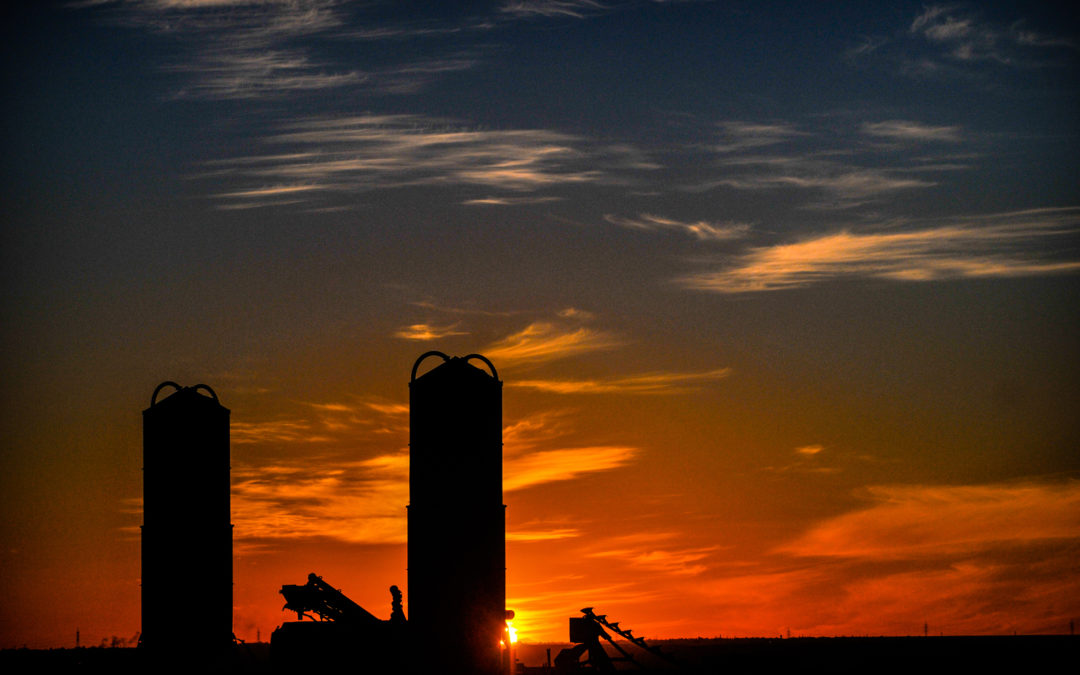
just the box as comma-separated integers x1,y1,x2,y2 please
141,382,232,661
408,352,505,675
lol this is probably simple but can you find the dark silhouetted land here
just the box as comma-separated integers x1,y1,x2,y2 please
4,635,1076,674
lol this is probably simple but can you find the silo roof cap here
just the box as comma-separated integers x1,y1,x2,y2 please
411,352,500,384
146,382,229,413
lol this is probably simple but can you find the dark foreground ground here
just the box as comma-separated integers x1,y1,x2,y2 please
2,635,1075,673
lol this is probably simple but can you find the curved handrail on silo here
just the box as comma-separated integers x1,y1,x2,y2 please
150,381,183,406
411,351,450,382
463,353,499,381
191,384,220,403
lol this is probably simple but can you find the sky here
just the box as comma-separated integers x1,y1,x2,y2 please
1,0,1078,650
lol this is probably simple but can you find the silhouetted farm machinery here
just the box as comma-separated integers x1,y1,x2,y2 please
279,573,406,625
546,608,678,673
270,574,406,671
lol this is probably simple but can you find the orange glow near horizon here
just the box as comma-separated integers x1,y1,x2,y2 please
9,332,1076,650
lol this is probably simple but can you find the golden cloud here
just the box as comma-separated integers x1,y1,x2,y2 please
484,321,622,364
504,445,639,492
393,322,468,341
510,367,731,395
779,480,1080,559
681,208,1080,292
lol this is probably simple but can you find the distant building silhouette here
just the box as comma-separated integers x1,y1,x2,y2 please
408,352,505,675
141,383,231,663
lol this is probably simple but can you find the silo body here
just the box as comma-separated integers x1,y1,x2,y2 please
409,354,505,675
142,383,232,659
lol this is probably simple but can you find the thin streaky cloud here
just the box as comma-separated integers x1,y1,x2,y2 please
910,5,1006,64
462,196,564,206
510,367,731,395
87,0,358,99
410,300,525,318
556,307,594,320
231,419,324,444
508,527,582,542
502,410,578,455
304,402,354,413
216,184,328,199
231,457,408,544
605,214,751,241
587,544,718,576
504,445,639,491
680,208,1080,293
393,322,469,341
484,321,622,365
714,121,806,153
846,34,889,58
702,144,944,203
778,480,1080,559
1013,28,1080,51
209,114,628,205
168,49,366,100
707,169,935,199
85,1,486,101
860,120,962,143
363,401,409,416
906,4,1077,69
500,0,606,19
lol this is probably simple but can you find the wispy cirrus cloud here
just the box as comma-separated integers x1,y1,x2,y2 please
899,4,1079,74
605,214,751,241
410,300,525,318
860,120,962,143
206,114,639,207
504,445,639,491
168,48,366,100
231,419,331,444
715,121,807,153
79,0,491,101
500,0,606,19
588,543,718,576
779,480,1080,560
231,393,410,447
501,409,641,491
231,454,409,544
83,0,366,99
698,119,951,204
508,524,582,542
483,321,622,365
393,322,468,341
910,4,1016,65
462,195,564,206
691,478,1080,635
706,162,935,201
234,442,636,543
759,443,850,475
232,401,639,542
679,207,1080,292
510,367,731,395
